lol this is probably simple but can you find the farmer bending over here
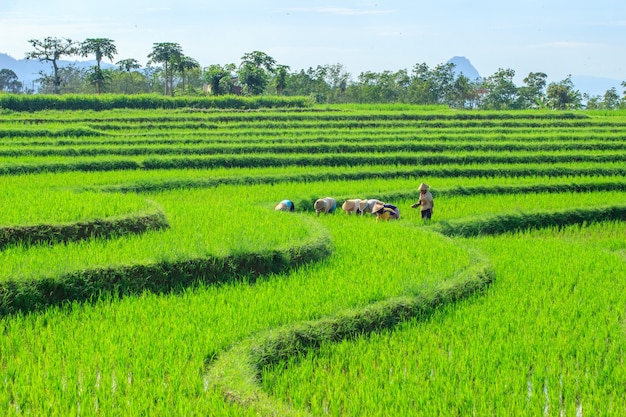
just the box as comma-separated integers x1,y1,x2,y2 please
373,202,400,221
275,199,295,212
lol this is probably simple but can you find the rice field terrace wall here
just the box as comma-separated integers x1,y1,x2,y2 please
0,103,624,416
0,94,313,111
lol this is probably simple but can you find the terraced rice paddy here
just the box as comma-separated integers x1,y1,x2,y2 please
0,102,624,416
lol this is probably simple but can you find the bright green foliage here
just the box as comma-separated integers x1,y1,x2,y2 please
0,104,624,416
263,222,626,416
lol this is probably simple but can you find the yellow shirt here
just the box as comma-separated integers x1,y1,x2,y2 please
376,207,399,221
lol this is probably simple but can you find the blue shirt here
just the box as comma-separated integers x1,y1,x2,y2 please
279,200,293,209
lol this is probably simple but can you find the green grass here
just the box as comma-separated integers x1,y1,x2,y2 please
261,222,626,416
0,187,153,226
0,104,624,416
0,201,471,416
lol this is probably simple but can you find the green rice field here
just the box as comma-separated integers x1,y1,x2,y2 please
0,99,625,416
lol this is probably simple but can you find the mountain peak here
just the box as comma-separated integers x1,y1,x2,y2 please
447,56,482,81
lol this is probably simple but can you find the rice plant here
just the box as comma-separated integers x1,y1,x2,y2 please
0,104,624,416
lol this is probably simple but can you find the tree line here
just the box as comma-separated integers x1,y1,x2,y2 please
1,36,625,110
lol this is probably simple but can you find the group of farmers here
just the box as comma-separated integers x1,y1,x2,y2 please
275,182,434,222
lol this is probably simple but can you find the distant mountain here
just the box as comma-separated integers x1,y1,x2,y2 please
444,56,622,98
0,52,113,90
447,56,482,81
0,53,46,89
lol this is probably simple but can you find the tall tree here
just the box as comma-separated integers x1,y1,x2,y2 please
80,38,117,94
203,64,236,95
281,67,331,102
450,74,480,109
409,62,436,104
36,64,87,94
238,51,276,95
546,75,582,110
25,37,78,94
430,63,456,105
480,68,519,110
173,55,200,95
80,38,117,70
518,72,547,109
116,58,141,94
274,64,290,95
323,63,351,103
0,69,23,93
147,42,183,96
407,62,461,105
601,87,620,109
350,69,409,103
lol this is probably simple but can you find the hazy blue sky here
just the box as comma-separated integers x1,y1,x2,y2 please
1,0,624,83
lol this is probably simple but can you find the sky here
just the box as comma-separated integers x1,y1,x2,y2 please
1,0,625,84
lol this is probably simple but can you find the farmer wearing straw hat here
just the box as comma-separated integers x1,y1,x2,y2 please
372,202,400,221
341,199,362,215
275,199,295,212
358,199,383,216
314,197,337,216
411,183,434,221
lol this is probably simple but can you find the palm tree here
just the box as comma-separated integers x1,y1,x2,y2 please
148,42,183,96
86,68,112,94
80,38,117,94
173,55,200,95
116,58,141,94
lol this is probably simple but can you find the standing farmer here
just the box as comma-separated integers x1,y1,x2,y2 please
411,183,434,221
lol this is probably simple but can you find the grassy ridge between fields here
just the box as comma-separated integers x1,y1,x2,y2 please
0,220,332,316
1,141,626,158
206,250,494,417
1,155,626,176
0,209,169,250
434,204,626,237
90,169,626,195
0,94,313,111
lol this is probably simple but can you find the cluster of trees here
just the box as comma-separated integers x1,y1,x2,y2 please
1,36,625,110
0,69,23,93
